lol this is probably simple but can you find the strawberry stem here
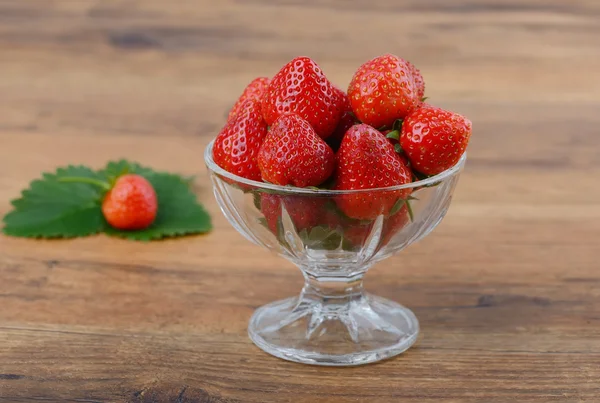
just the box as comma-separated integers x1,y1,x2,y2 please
392,119,403,132
58,177,111,191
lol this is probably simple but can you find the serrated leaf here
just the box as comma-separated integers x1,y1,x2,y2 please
99,160,156,184
100,160,194,188
104,173,212,241
3,166,105,238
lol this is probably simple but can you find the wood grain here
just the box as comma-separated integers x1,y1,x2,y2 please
1,0,599,402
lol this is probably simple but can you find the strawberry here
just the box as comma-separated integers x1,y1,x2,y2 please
326,87,357,151
258,114,335,187
320,207,370,248
260,193,324,234
334,124,412,220
213,98,268,181
102,174,158,230
347,54,420,129
381,205,410,246
400,104,472,175
261,57,343,139
382,129,410,166
407,60,425,101
227,77,270,122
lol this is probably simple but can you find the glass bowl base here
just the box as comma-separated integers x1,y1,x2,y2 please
248,293,419,366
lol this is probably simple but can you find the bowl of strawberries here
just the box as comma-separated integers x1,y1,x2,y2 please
205,54,472,366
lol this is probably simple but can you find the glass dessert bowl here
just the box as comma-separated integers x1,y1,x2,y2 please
205,140,466,366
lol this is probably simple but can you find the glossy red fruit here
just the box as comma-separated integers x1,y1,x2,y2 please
334,124,412,220
258,114,335,187
407,60,425,101
214,99,268,181
327,87,357,151
102,174,158,230
381,129,410,166
348,54,420,129
260,194,325,234
400,104,472,175
319,207,371,250
381,205,410,246
261,57,343,139
227,77,270,122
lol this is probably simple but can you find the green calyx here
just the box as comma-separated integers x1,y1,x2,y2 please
390,195,418,222
386,130,400,141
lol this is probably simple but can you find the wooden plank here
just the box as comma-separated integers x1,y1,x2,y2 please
1,0,599,401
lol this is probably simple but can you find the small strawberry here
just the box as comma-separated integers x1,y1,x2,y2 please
400,104,472,175
261,57,343,139
347,54,420,129
327,87,357,151
407,60,425,101
227,77,270,121
258,114,335,187
213,98,268,181
260,193,324,234
102,174,158,230
334,124,412,220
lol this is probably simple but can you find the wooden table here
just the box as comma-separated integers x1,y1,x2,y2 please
1,1,599,402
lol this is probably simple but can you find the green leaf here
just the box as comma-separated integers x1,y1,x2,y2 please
394,143,403,153
413,170,442,188
3,166,106,238
99,160,156,185
386,130,400,141
421,97,429,102
406,200,414,222
104,173,212,241
100,159,197,191
252,192,262,210
257,217,269,229
392,119,403,132
390,195,419,221
298,225,343,250
389,198,406,216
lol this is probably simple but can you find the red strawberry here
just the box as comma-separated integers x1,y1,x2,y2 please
318,207,369,250
347,54,420,129
261,57,343,139
258,114,335,187
102,174,158,230
334,124,412,220
213,99,268,181
260,194,324,234
227,77,270,121
381,205,410,246
400,104,472,175
407,61,425,101
327,87,357,151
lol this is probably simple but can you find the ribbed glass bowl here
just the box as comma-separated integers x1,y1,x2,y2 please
204,140,466,366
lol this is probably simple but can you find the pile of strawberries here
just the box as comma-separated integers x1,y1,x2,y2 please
213,54,472,232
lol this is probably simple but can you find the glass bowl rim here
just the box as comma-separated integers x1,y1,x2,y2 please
204,139,466,195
